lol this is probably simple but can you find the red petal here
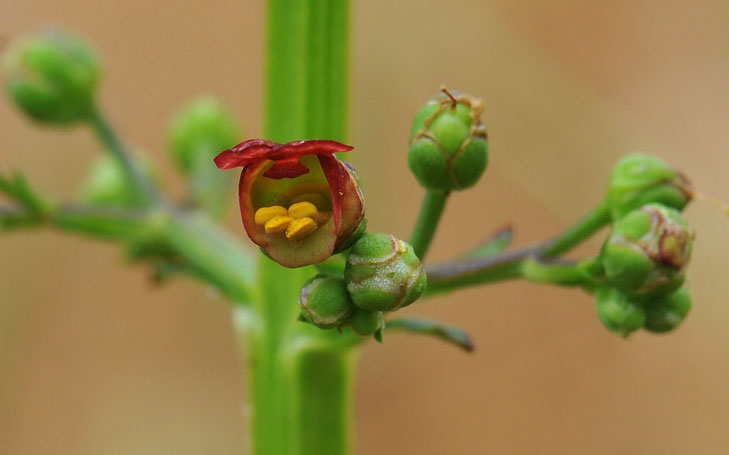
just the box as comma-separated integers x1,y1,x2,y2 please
214,139,277,170
318,155,346,233
270,140,353,160
263,157,311,179
318,156,365,247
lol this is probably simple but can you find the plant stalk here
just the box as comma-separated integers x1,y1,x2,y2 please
410,190,449,260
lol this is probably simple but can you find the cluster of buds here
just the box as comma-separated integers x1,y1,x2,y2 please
298,232,426,337
594,202,695,336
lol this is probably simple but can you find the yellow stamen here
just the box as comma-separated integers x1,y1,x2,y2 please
292,192,328,210
288,201,319,219
264,215,293,235
255,206,288,225
285,217,318,240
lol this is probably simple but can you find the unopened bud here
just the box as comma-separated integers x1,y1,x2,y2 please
344,233,427,312
601,204,694,297
348,308,384,336
594,287,646,337
643,286,692,334
607,154,691,220
3,29,100,124
408,88,488,191
299,274,355,329
168,96,239,174
78,152,157,207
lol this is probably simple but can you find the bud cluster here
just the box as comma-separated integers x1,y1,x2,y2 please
298,232,426,338
594,203,695,336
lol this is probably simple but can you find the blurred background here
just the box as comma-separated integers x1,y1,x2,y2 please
2,0,729,453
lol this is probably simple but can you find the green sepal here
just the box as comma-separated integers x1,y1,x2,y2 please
373,324,384,344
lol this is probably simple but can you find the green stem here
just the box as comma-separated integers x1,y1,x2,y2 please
87,105,160,204
425,201,611,295
539,200,611,257
410,190,449,260
244,1,354,455
162,211,256,303
519,257,595,288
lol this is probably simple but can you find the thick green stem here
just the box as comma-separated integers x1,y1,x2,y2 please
244,1,354,455
410,190,449,260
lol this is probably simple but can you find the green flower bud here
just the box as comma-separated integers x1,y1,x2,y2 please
408,89,488,191
168,96,239,174
168,97,240,216
643,286,692,334
3,29,100,125
601,204,694,297
344,233,427,312
348,308,384,336
77,152,158,207
607,154,692,220
594,287,646,337
299,274,355,329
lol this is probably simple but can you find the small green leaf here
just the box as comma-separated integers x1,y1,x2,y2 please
385,317,474,352
464,225,513,258
373,324,384,344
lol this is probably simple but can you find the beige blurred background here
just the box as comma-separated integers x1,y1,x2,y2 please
2,0,729,453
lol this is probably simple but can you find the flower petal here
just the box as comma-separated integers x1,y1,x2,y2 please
319,156,365,249
214,139,277,170
271,140,353,160
263,157,311,179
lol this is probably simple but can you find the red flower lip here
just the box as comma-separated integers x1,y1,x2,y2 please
214,139,365,268
215,139,354,179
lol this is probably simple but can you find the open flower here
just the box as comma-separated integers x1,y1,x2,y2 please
214,139,365,268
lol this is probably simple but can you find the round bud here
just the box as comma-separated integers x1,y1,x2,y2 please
168,96,239,174
601,204,694,297
594,287,646,337
408,90,488,191
3,29,100,124
607,154,691,221
78,152,158,207
344,233,427,312
299,275,355,329
643,286,692,334
348,308,384,336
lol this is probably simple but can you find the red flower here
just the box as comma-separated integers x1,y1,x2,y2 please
215,139,365,268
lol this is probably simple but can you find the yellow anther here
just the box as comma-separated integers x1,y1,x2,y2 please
285,217,318,240
264,215,293,235
288,201,319,219
292,192,328,210
255,206,288,225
